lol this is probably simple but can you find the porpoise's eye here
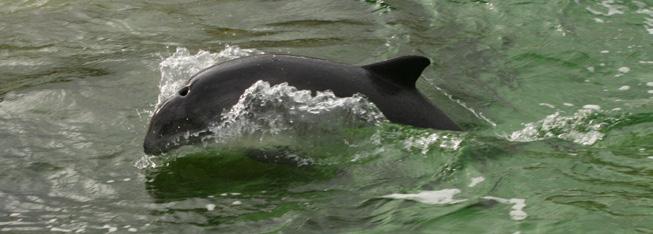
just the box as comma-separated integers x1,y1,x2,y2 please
178,86,190,96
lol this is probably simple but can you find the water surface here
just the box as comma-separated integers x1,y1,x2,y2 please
1,0,652,233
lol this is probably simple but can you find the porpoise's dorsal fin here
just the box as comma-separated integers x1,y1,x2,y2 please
362,55,431,88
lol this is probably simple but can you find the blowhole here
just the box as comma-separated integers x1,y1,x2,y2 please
178,86,190,96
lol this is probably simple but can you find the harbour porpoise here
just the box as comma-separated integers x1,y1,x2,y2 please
144,55,460,155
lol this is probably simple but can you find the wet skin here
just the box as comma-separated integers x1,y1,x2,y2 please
144,55,460,155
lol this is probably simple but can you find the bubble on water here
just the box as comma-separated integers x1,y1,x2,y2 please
50,227,73,232
618,85,630,91
582,104,601,110
403,132,464,153
382,189,466,205
633,1,653,34
101,224,117,233
600,50,610,54
468,176,485,187
134,154,162,169
482,196,528,221
206,204,216,211
614,66,631,77
586,0,625,16
539,103,555,109
507,108,608,145
232,201,242,205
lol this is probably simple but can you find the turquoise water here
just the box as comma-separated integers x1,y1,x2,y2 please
1,0,652,233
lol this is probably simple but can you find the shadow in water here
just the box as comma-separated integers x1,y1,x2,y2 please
144,149,333,202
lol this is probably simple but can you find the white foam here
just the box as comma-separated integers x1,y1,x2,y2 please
468,176,485,187
382,189,466,205
618,85,630,91
50,227,73,233
156,46,262,109
232,201,242,205
2,227,44,232
101,225,117,233
507,108,606,145
403,132,464,153
211,81,387,144
617,67,630,73
647,82,653,87
539,103,555,109
583,104,601,110
206,204,216,211
482,196,528,221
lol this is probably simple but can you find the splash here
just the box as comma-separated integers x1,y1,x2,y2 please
208,80,387,143
156,46,262,108
507,107,608,145
137,80,388,168
403,132,464,153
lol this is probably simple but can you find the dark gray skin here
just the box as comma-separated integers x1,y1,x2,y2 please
144,55,460,155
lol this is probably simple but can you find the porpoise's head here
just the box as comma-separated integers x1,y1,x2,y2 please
143,69,236,155
143,56,265,155
144,85,201,155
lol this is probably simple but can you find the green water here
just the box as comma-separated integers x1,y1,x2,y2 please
1,0,653,233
